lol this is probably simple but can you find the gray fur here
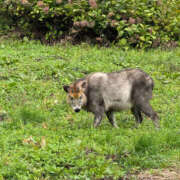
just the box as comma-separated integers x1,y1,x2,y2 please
63,68,159,128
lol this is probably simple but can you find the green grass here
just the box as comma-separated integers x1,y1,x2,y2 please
0,40,180,179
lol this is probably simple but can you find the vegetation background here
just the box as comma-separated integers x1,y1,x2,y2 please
0,0,180,179
0,0,180,48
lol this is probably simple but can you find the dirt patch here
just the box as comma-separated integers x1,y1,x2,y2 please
129,168,180,180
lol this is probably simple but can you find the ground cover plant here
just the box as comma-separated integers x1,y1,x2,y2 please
0,39,180,179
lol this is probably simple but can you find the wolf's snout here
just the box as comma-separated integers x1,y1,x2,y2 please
74,108,80,112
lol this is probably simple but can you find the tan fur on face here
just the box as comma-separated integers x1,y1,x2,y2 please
67,83,87,107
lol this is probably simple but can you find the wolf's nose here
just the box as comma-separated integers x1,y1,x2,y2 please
74,108,80,112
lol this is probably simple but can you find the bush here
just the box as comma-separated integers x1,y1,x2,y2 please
0,0,179,48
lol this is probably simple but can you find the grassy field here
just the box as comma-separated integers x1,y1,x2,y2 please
0,39,180,179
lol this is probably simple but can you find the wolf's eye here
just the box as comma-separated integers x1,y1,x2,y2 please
79,95,83,100
70,96,73,100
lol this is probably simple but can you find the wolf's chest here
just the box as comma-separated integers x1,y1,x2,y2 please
104,98,132,111
102,84,132,111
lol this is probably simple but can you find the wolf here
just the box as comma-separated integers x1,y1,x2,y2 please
63,68,159,128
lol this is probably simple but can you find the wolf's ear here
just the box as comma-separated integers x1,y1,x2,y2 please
63,85,70,93
81,81,87,90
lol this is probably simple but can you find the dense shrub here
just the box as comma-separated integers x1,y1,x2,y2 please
0,0,179,48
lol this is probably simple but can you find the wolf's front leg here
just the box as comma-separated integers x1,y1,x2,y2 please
106,111,119,128
89,100,105,128
93,113,103,128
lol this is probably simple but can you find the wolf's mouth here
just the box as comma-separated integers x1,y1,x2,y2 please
74,108,80,113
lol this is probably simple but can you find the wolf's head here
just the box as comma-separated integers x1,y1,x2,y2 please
63,80,87,112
